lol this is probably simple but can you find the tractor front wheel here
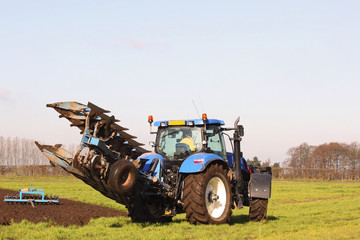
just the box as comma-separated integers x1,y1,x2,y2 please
249,198,268,221
183,163,232,224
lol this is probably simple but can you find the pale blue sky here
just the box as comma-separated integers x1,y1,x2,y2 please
1,1,359,164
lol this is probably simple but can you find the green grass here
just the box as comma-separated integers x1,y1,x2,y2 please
1,176,360,240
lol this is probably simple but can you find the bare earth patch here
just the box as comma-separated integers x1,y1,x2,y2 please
0,188,128,226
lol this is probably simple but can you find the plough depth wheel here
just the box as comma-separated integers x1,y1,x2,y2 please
108,160,138,194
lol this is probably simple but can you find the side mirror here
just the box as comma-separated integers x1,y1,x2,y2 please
238,125,244,137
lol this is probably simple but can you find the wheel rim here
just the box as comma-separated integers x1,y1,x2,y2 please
205,176,227,219
119,168,132,187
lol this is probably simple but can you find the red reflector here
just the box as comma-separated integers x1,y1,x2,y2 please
194,159,204,163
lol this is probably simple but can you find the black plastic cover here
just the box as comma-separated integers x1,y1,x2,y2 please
249,173,272,199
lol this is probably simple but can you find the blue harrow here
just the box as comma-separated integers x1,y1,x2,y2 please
4,186,60,206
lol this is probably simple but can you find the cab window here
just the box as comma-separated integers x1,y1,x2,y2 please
157,126,202,161
206,125,226,159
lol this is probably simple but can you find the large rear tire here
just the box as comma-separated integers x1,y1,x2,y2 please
108,160,137,194
183,163,232,224
249,198,268,221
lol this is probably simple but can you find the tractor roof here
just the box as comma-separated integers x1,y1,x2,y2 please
154,119,224,127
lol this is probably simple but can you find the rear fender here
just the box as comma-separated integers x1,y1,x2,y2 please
249,173,272,199
179,153,226,174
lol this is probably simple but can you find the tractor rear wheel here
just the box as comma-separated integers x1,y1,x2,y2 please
249,198,268,221
183,163,232,224
108,160,137,194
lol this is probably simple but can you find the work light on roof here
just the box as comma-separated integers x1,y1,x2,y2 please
148,115,153,124
202,113,208,120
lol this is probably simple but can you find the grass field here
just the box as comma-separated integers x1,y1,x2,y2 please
1,176,360,240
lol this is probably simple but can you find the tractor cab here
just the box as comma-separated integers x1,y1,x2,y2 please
152,117,227,163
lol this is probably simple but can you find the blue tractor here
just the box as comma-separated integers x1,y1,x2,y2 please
36,102,271,224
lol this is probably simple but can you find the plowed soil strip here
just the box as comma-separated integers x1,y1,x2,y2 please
0,188,128,226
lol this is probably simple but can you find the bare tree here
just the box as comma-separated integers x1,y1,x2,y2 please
348,142,360,170
0,136,4,165
285,143,315,169
6,137,12,165
309,143,347,170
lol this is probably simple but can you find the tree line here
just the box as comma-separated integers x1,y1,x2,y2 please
0,136,77,166
246,142,360,180
285,142,360,171
246,142,360,171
